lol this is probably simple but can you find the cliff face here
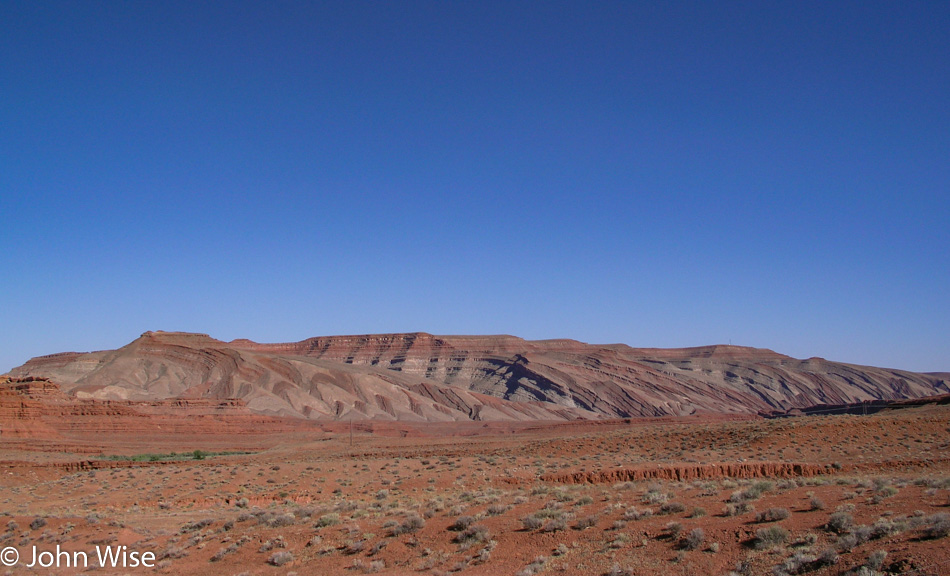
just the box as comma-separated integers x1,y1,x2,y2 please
0,375,272,440
8,331,949,422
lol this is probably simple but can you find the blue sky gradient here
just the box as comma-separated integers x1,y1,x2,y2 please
2,1,948,372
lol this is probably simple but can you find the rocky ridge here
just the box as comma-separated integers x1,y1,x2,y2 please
7,331,948,422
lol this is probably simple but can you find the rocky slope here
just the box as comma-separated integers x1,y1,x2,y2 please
7,331,948,422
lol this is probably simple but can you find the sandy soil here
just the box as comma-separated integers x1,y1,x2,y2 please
2,406,949,575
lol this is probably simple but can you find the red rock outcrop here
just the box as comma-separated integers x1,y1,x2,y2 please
542,461,836,484
0,375,298,443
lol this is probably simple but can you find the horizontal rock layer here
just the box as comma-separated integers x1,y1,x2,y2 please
7,331,949,422
542,462,836,484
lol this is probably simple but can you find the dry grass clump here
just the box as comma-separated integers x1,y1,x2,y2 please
663,522,683,539
486,503,510,516
606,564,634,576
315,513,340,527
30,517,47,530
622,507,653,521
267,550,293,566
826,511,854,534
453,525,492,554
390,513,425,536
836,527,872,552
755,507,791,523
573,515,598,530
680,527,705,550
772,547,838,576
724,502,754,517
515,555,548,576
754,525,790,550
729,480,772,503
658,501,686,515
642,484,669,505
447,515,475,532
919,513,950,539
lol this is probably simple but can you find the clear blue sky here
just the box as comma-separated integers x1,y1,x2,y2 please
2,1,948,373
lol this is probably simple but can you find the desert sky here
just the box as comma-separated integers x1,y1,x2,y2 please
1,1,947,372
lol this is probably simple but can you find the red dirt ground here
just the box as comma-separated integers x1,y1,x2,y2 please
2,400,949,575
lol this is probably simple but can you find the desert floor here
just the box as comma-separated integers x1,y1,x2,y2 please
2,405,949,575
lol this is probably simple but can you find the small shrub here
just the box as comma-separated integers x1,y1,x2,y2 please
623,507,652,521
776,551,816,575
681,528,705,550
777,479,799,490
258,536,285,553
448,515,475,531
836,527,871,552
180,519,213,533
921,513,950,539
664,522,683,539
659,502,686,515
643,487,669,505
473,545,492,564
690,507,707,518
573,516,598,530
870,518,905,539
486,504,509,516
826,512,853,534
316,513,340,527
552,489,573,503
522,515,544,531
608,532,630,549
877,485,898,498
267,551,293,566
755,508,790,523
516,555,548,576
754,525,789,550
606,564,633,576
809,496,826,511
730,481,772,503
30,517,47,531
392,514,425,535
268,513,296,528
210,544,239,562
816,547,839,567
725,502,754,516
454,524,491,547
866,550,887,571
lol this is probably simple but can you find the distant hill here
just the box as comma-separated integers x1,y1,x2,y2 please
8,331,948,422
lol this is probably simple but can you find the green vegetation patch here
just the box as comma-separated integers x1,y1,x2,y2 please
100,449,253,462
